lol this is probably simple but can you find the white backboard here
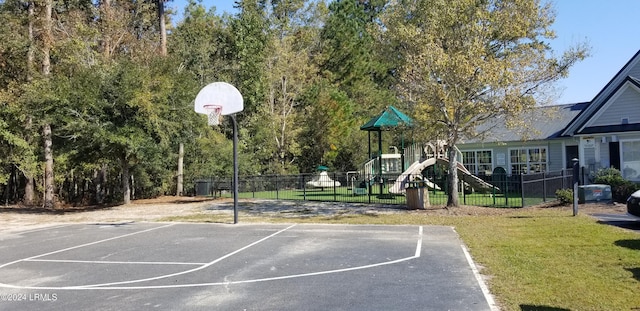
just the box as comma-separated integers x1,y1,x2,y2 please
194,82,244,115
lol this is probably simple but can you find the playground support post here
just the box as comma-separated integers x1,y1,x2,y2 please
378,130,383,196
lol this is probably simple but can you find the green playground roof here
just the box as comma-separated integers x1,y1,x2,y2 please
360,106,413,131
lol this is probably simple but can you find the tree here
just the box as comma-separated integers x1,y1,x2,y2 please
170,1,236,193
230,0,269,118
254,0,327,173
0,0,39,205
297,82,358,172
156,0,169,56
382,0,588,206
314,0,397,171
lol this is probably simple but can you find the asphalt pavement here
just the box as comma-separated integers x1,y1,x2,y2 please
0,222,497,311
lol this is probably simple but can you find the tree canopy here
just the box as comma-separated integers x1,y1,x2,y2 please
0,0,586,207
380,0,588,206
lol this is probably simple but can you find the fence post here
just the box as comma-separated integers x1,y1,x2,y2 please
368,173,372,204
462,178,466,205
505,178,509,206
303,174,306,201
275,175,279,200
520,174,525,207
543,172,547,202
333,172,337,202
493,185,496,206
572,158,579,216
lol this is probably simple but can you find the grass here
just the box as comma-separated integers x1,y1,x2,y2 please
227,187,528,207
162,207,640,310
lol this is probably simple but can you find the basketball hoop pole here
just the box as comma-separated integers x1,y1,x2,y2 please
231,114,239,224
209,113,239,224
194,81,243,224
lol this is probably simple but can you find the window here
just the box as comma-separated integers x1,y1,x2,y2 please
621,140,640,181
462,150,493,175
510,147,547,174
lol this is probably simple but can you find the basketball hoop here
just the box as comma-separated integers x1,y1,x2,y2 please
204,104,222,126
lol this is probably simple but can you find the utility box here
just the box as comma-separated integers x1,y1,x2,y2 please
578,184,612,204
194,179,213,196
406,181,430,209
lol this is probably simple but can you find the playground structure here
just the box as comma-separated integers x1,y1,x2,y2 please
306,166,341,189
356,106,495,197
357,142,496,196
388,155,496,194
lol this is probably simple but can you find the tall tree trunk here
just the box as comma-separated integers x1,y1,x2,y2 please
23,1,36,205
43,124,54,208
42,0,52,76
94,164,107,204
27,1,35,79
122,155,130,204
100,0,112,60
446,146,459,207
158,0,167,56
176,143,184,196
42,0,54,209
23,116,35,206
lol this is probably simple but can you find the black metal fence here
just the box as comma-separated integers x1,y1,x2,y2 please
519,169,574,207
191,169,574,208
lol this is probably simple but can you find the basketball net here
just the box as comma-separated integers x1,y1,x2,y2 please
204,105,222,126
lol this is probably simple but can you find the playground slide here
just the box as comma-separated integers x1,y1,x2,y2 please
434,158,496,192
389,158,496,194
306,171,341,188
389,158,440,194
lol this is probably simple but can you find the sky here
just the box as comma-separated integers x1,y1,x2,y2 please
169,0,640,105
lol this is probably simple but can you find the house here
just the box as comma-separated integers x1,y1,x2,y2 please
457,50,640,182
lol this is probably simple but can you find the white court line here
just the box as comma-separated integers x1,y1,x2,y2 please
0,224,72,236
461,245,499,311
73,224,298,288
0,223,175,270
0,225,424,290
415,226,423,257
26,259,207,266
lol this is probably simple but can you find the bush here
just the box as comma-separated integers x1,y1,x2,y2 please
592,167,627,187
614,182,640,202
592,167,640,202
555,188,573,205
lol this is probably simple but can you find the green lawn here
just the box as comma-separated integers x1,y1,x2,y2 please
163,206,640,310
228,186,529,207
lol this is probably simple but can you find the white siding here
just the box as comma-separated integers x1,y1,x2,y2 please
596,53,640,107
492,146,509,172
629,59,640,79
599,140,611,169
459,139,576,174
548,141,564,171
589,84,640,127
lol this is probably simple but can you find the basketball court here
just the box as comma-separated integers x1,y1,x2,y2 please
0,222,496,310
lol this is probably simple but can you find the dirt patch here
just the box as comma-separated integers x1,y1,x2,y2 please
0,196,626,233
0,196,218,233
